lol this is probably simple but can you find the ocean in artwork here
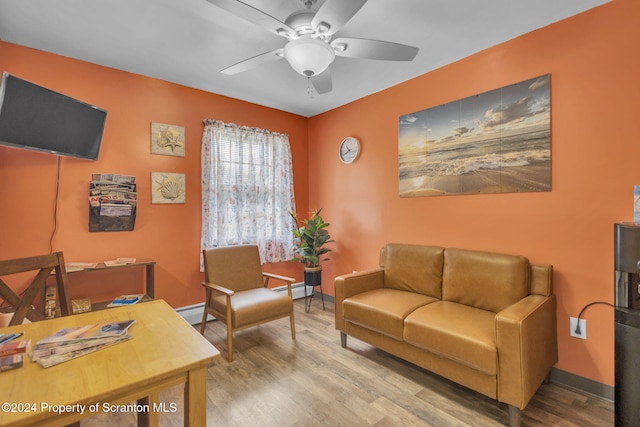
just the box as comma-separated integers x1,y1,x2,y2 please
399,74,551,197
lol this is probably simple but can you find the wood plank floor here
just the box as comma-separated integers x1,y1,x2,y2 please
84,299,613,426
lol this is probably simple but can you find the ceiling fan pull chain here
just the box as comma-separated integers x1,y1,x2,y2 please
307,77,315,98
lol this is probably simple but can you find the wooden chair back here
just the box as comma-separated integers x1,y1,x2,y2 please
203,245,265,292
0,252,72,326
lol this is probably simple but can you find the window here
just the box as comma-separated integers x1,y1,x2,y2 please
201,120,296,263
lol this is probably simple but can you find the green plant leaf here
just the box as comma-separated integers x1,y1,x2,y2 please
289,208,333,267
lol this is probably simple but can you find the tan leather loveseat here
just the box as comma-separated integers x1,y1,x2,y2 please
335,244,557,427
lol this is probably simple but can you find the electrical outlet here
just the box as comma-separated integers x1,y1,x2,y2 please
570,317,587,339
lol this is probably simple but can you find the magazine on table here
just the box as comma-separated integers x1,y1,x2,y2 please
107,294,145,307
35,320,135,344
34,336,132,368
31,336,126,360
0,353,25,372
103,257,137,267
31,320,135,368
0,339,30,357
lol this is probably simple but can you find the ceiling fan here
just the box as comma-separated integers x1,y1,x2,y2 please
206,0,419,94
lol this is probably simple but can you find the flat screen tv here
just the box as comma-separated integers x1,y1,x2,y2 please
0,72,107,160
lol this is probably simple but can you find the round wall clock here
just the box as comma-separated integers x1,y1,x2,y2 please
339,137,361,164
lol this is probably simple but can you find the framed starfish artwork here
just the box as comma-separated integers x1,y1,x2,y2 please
151,122,185,157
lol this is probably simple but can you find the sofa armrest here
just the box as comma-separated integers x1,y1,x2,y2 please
334,268,384,331
495,294,557,409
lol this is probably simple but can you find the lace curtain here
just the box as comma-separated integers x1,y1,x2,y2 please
201,119,297,264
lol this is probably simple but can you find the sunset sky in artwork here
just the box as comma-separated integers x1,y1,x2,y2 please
399,74,550,157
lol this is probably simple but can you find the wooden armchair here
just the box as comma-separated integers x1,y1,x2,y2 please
0,252,72,326
200,245,296,362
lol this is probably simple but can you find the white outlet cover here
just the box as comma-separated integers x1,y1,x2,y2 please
570,317,586,339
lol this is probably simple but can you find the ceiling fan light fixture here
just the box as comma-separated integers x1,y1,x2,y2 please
284,38,335,77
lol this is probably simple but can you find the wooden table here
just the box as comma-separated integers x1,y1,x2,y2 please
0,299,220,426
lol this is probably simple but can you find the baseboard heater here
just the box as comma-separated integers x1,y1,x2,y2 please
175,282,306,325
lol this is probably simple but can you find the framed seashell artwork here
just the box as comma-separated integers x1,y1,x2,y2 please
151,122,185,157
151,172,186,204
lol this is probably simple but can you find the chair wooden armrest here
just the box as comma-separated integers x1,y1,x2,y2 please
262,272,295,286
262,272,295,298
201,282,235,296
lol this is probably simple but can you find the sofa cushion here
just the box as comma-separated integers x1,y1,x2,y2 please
381,244,444,298
343,288,437,340
442,248,529,313
404,301,497,375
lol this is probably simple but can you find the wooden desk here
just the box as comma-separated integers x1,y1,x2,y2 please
0,299,220,427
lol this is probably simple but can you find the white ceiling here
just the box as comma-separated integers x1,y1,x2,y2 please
0,0,609,117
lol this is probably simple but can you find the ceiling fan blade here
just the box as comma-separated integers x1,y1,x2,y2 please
310,69,332,94
311,0,367,36
205,0,295,38
332,37,419,61
220,48,284,75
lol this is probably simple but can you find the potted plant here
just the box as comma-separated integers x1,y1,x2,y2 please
290,208,334,288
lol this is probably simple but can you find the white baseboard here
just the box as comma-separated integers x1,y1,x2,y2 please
273,281,307,300
175,282,307,325
176,302,206,325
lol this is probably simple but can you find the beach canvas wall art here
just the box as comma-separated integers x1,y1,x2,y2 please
399,74,551,197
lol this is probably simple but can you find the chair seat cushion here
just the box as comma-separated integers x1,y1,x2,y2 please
404,301,497,375
343,288,437,340
211,288,293,328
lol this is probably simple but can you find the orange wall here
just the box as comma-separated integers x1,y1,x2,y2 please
308,0,638,386
0,0,635,387
0,41,308,307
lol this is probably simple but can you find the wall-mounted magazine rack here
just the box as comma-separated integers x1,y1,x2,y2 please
89,205,136,232
88,173,137,232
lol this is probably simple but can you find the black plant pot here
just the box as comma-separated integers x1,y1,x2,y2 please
304,267,322,287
